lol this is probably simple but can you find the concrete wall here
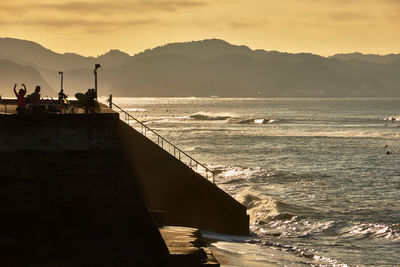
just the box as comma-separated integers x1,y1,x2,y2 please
0,114,170,265
0,113,119,151
117,120,249,235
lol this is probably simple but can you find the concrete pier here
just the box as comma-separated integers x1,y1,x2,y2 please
0,114,170,265
0,108,248,264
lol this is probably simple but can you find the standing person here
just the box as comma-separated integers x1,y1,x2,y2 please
30,85,41,114
13,83,27,114
85,88,96,114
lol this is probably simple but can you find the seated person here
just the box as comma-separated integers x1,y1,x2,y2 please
58,89,68,103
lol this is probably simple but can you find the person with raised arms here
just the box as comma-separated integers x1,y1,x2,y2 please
13,83,27,114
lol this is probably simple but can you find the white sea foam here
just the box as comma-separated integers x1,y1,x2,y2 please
384,115,400,121
227,117,278,124
190,112,232,121
235,190,290,225
341,222,400,241
205,235,342,266
213,165,277,181
189,112,279,125
185,146,201,152
125,108,148,112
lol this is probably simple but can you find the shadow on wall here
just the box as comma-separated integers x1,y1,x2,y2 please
116,120,249,235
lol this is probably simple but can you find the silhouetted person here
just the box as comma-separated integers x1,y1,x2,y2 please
56,89,68,113
58,89,68,102
30,85,41,114
85,88,96,114
13,83,27,114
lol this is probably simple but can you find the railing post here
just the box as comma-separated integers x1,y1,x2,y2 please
109,94,112,108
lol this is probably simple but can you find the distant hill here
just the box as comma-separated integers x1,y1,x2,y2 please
0,38,131,70
331,52,400,64
0,38,91,70
0,37,399,97
0,59,55,96
0,38,132,94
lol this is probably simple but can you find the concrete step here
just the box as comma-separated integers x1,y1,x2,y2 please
160,226,220,267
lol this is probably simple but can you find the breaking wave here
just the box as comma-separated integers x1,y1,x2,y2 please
340,222,400,241
190,113,232,121
125,108,148,112
215,165,277,180
227,118,277,124
384,115,400,121
190,112,277,124
235,190,297,224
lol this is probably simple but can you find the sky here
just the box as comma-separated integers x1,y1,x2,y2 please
1,0,400,57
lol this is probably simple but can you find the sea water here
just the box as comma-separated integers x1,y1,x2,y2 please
103,97,400,266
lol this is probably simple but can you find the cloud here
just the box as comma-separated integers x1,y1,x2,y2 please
2,18,157,27
329,11,371,22
0,0,206,16
0,0,207,32
0,17,160,34
0,0,208,33
227,19,263,29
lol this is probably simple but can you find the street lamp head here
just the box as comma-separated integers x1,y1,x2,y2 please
59,71,63,75
95,64,101,70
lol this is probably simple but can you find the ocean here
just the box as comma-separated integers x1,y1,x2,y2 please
102,97,400,266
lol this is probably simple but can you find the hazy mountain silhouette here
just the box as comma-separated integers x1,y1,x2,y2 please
0,38,131,70
0,38,132,94
331,52,400,64
0,38,92,70
0,59,55,96
1,37,399,97
97,49,131,67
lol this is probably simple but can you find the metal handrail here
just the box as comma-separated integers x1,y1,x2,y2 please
107,99,215,183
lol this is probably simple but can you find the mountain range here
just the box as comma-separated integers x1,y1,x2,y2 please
1,37,399,97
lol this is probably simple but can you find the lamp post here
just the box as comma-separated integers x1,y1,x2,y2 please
58,71,63,91
94,64,101,100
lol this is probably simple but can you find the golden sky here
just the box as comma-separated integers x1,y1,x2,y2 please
1,0,400,57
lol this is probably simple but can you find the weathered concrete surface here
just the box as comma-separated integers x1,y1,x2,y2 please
0,113,119,151
0,114,170,266
160,226,219,266
0,111,245,265
117,120,249,235
0,99,90,115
